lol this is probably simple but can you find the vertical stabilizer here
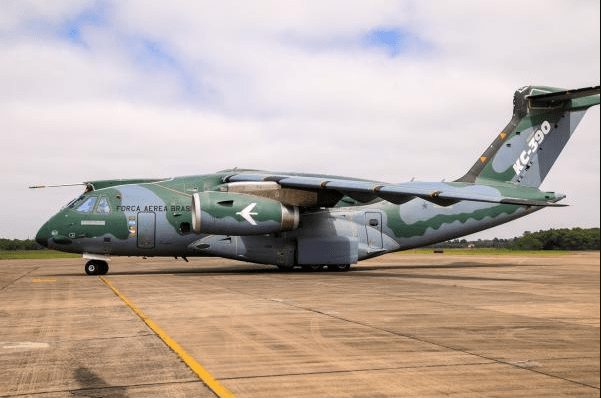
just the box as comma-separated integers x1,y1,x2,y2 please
457,86,599,187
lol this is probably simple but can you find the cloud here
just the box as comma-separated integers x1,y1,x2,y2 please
0,0,598,239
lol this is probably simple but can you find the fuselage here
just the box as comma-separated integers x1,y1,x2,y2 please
36,170,536,267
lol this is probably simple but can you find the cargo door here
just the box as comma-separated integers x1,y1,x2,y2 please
137,212,156,249
365,212,383,249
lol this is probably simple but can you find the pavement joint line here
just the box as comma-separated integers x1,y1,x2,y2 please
301,304,601,390
367,291,597,329
269,271,599,332
0,379,203,397
99,276,237,398
302,306,601,390
219,283,600,391
0,266,40,292
219,360,494,381
39,332,157,345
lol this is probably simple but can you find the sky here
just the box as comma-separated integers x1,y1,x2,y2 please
0,0,599,240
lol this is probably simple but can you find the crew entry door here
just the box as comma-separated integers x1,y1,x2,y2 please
137,212,156,249
365,212,383,249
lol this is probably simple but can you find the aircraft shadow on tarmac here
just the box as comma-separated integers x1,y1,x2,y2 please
47,262,519,282
71,366,127,397
355,262,514,271
351,262,519,282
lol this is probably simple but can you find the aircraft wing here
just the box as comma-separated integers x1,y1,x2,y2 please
223,174,566,207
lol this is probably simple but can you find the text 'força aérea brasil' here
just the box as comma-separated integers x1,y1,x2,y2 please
116,205,191,212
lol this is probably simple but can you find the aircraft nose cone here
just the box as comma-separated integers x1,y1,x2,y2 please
36,235,48,248
35,224,50,248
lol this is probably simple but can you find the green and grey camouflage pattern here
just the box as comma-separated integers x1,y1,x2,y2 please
34,85,600,275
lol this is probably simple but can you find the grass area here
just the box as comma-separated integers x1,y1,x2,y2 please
402,248,574,256
0,250,81,260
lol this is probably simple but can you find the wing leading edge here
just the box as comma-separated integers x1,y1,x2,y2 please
223,174,566,208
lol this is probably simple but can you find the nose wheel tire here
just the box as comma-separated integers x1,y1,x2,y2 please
85,260,109,275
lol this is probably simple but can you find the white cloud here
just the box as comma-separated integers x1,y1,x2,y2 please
0,0,598,239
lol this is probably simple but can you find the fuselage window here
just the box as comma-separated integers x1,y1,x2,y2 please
76,196,97,213
95,197,111,214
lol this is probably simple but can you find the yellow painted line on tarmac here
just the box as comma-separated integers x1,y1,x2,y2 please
100,276,236,398
32,278,57,282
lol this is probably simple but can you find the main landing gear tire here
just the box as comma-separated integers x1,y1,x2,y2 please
328,264,351,272
85,260,109,276
301,264,324,272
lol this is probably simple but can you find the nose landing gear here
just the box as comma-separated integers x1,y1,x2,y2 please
85,260,109,275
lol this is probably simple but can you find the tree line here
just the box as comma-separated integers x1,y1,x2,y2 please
1,227,599,251
0,238,41,250
426,227,599,251
509,228,600,251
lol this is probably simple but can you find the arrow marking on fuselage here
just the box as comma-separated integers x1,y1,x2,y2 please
236,203,258,225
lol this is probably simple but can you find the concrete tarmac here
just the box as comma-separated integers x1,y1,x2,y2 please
0,252,599,397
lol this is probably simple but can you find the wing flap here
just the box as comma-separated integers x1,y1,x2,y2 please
277,176,332,189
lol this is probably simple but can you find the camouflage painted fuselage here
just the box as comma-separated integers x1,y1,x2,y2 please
35,170,546,267
35,85,599,270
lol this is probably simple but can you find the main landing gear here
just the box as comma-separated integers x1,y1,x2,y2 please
85,260,109,276
301,264,324,272
278,264,352,272
327,264,351,272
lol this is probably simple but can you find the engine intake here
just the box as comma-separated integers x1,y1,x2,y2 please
191,191,299,235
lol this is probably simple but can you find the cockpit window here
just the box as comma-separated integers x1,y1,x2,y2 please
95,197,111,214
65,195,85,209
76,196,97,213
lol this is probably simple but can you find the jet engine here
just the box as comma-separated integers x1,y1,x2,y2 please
191,191,299,235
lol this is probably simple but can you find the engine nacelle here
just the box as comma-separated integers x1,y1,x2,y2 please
191,191,299,235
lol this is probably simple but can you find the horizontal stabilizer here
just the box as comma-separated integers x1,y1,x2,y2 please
528,85,600,107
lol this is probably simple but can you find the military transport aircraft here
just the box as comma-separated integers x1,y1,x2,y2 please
33,85,599,275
